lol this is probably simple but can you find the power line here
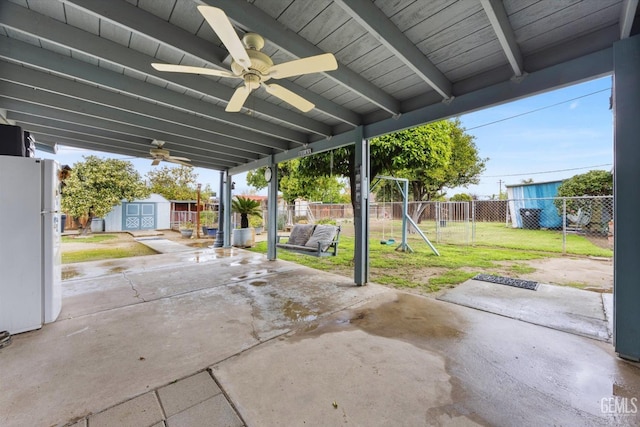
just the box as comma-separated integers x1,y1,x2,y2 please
481,163,612,178
465,88,611,131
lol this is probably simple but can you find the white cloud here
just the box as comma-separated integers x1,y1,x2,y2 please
569,101,579,109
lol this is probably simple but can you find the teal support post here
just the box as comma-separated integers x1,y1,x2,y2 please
223,171,233,248
267,161,278,260
353,126,369,286
398,178,410,252
613,34,640,361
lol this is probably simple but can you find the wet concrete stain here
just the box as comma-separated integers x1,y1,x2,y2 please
299,293,466,344
186,242,212,248
99,260,120,267
182,248,235,263
61,267,81,280
249,280,268,287
187,253,219,263
289,293,485,424
108,266,128,274
282,300,318,322
230,269,271,282
230,256,264,267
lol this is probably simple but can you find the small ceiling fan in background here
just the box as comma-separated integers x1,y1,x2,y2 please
149,140,192,167
151,6,338,112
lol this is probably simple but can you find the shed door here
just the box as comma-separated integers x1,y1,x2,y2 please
123,202,156,230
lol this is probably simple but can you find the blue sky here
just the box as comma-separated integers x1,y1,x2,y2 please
454,76,613,197
39,76,613,199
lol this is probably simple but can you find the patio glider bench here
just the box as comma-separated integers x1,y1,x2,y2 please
276,224,341,257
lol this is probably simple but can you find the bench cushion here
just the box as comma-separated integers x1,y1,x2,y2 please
287,224,316,246
276,243,317,252
305,225,338,252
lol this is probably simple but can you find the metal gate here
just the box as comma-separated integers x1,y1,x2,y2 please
122,202,156,231
435,201,470,244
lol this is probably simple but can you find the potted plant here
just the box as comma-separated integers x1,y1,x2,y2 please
250,215,264,235
231,196,262,247
179,221,194,238
199,210,218,237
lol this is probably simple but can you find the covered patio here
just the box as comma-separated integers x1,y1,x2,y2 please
1,0,640,424
2,246,640,426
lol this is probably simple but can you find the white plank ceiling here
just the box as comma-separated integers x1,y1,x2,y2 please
0,0,637,171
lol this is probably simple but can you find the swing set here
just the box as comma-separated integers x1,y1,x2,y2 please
370,176,440,256
379,181,396,245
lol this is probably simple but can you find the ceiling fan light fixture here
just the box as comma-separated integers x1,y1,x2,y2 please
153,6,337,113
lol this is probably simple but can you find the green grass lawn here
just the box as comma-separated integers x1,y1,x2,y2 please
61,234,157,263
62,234,119,244
249,235,551,293
62,246,158,264
469,222,612,256
249,221,612,293
369,220,612,257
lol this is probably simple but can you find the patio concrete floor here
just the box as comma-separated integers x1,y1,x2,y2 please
1,245,639,426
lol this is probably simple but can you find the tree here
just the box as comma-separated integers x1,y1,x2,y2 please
231,196,262,229
247,120,485,228
554,170,613,218
247,160,347,203
556,170,613,197
61,156,149,232
301,119,486,224
146,165,212,201
450,193,472,201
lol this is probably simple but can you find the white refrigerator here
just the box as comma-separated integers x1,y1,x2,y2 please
0,156,62,334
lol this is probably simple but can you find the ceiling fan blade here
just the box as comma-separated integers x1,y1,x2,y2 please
167,155,191,162
151,63,236,78
197,6,251,71
268,53,338,79
226,85,251,112
264,84,314,112
151,158,161,166
165,158,193,167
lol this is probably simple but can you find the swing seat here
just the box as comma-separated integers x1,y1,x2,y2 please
380,238,396,245
277,224,341,257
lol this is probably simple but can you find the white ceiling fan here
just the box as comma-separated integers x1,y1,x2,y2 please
149,140,192,167
151,6,338,113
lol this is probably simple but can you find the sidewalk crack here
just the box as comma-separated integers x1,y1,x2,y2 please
122,272,146,302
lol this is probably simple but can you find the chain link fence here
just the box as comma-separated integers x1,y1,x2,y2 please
406,196,613,255
284,196,613,256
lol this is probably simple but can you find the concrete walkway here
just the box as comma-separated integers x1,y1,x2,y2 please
133,236,197,253
1,248,639,426
438,279,613,342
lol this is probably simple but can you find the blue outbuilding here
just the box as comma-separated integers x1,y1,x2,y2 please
506,180,563,229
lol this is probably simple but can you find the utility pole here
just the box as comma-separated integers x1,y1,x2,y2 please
497,179,503,198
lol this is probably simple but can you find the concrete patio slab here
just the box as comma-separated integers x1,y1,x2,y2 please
87,391,164,427
437,279,611,342
0,248,385,427
1,249,639,426
213,291,640,427
157,371,222,418
165,394,243,427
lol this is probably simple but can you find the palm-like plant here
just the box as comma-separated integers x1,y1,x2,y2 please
231,196,262,229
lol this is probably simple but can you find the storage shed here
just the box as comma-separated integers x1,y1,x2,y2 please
506,180,563,229
104,193,170,232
